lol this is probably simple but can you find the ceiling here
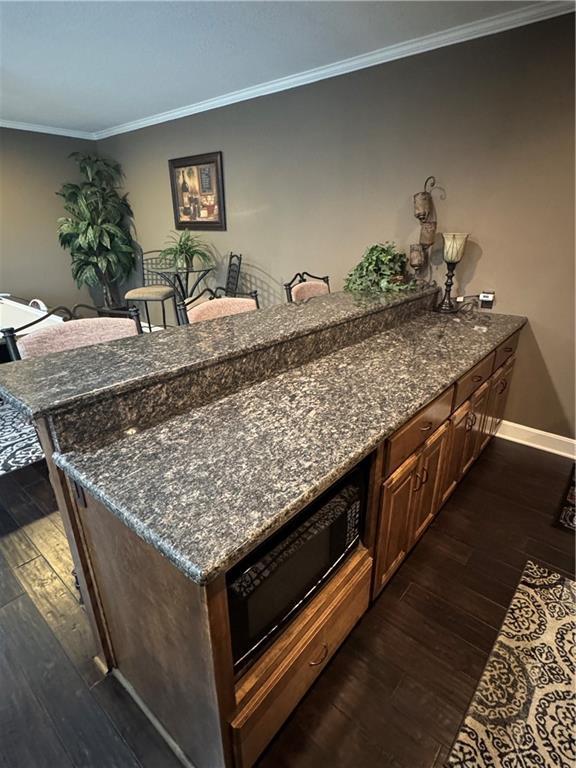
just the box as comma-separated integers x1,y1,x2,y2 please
0,1,572,139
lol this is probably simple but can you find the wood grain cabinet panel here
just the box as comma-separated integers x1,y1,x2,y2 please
231,549,371,768
410,422,451,546
374,454,419,594
385,388,453,476
453,352,495,410
494,332,520,371
487,356,516,438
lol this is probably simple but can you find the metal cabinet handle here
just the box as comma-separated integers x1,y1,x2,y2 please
503,346,513,353
471,375,483,383
309,643,329,667
421,467,429,485
420,421,433,432
413,472,423,491
497,380,508,395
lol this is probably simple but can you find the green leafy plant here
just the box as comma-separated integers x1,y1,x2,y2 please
158,231,214,270
344,242,414,294
57,153,137,307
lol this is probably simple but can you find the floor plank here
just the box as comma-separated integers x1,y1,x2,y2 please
0,548,24,608
0,628,74,768
15,555,101,687
91,675,184,768
0,595,142,768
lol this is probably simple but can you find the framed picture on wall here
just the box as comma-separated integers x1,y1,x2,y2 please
168,152,226,231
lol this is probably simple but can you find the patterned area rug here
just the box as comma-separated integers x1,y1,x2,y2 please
556,468,575,533
447,560,575,768
0,400,43,475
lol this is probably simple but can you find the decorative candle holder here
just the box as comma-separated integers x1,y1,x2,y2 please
437,233,469,313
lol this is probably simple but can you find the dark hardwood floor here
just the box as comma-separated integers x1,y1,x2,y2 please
0,439,573,768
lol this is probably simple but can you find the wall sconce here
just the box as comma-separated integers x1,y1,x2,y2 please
437,233,469,313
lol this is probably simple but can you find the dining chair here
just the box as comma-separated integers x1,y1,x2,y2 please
1,305,142,361
124,251,178,330
284,272,331,303
178,290,259,325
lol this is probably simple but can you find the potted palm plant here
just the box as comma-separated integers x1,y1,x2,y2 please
158,231,214,269
57,153,138,308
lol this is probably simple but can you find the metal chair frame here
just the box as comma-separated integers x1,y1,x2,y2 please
284,271,331,303
1,304,142,361
176,288,260,326
126,250,179,331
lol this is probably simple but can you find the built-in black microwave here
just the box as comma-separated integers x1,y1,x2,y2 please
227,461,368,674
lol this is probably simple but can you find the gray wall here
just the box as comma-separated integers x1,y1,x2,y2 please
100,17,575,437
1,16,573,437
0,129,92,307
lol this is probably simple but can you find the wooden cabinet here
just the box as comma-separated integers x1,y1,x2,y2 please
453,352,495,410
385,388,453,476
486,356,515,438
410,422,450,546
373,453,418,594
374,422,450,596
232,549,371,768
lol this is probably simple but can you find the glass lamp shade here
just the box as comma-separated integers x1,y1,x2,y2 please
442,233,469,264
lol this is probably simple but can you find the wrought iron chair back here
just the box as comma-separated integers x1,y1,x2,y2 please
284,271,331,303
177,288,259,325
1,304,142,361
142,251,174,288
224,253,242,297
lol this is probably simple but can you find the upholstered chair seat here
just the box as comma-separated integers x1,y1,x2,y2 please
17,317,140,359
125,285,174,301
186,296,258,324
290,280,330,302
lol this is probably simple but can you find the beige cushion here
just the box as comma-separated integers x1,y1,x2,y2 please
186,297,257,324
125,285,174,300
18,317,139,359
291,281,329,302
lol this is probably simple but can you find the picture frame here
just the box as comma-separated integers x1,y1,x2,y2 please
168,152,226,231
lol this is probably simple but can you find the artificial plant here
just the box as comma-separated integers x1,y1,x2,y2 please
57,152,138,307
158,231,214,270
344,242,414,294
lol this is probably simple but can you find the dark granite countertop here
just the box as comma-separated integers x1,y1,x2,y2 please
54,310,525,585
0,288,435,418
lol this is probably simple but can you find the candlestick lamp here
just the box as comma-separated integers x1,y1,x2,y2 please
437,233,469,313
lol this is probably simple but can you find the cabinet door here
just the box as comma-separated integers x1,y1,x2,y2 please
442,401,472,503
489,357,515,437
373,453,418,595
410,422,450,545
471,380,491,457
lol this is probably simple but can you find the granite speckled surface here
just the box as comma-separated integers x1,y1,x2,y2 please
54,310,525,585
0,288,436,420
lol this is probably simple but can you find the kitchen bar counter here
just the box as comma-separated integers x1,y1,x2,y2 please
53,309,525,585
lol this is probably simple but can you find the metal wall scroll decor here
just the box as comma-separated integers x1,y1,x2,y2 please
409,175,437,282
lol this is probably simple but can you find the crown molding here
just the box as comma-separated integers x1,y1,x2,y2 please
0,119,95,140
1,1,573,142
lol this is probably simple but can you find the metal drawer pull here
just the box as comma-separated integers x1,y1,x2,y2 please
471,375,483,383
309,643,328,667
420,422,433,432
503,346,513,353
497,380,508,395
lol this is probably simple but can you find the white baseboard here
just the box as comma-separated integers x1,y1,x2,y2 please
497,420,576,459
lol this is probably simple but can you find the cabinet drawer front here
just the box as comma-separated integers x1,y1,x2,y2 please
494,331,520,370
231,551,371,768
453,353,495,410
386,388,453,476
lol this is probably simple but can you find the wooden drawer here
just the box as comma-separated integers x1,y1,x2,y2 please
385,387,453,476
231,548,372,768
494,331,520,371
453,352,495,410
